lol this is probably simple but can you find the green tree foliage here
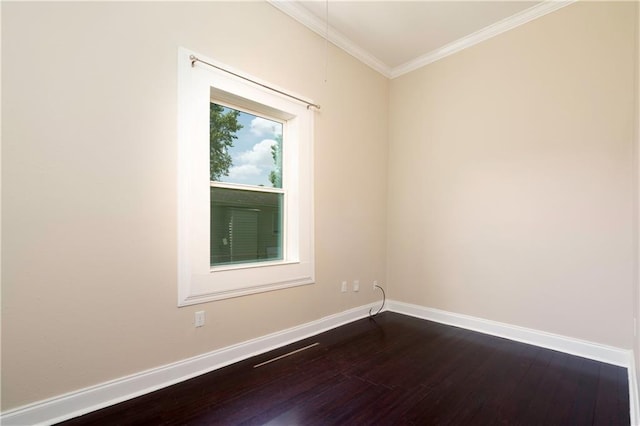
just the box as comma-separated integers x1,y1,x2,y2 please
269,134,282,188
210,103,243,181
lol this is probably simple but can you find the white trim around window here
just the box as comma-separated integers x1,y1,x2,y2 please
177,48,315,306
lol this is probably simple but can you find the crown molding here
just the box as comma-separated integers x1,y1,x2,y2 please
267,0,392,78
268,0,576,80
389,0,577,78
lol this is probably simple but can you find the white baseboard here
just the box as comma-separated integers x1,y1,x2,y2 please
387,300,632,367
3,300,637,425
386,300,639,424
629,354,640,426
0,303,378,426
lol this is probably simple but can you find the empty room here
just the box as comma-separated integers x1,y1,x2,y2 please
2,0,640,424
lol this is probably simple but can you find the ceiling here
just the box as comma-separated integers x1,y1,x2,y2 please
269,1,574,78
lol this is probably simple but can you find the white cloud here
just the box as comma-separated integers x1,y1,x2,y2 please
224,139,278,186
227,164,262,182
238,139,277,168
250,117,282,137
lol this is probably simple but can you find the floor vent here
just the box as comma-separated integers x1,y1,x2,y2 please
253,343,320,368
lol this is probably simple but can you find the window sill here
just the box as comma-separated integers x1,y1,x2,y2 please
179,274,314,306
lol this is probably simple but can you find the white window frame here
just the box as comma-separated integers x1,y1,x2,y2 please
177,48,314,306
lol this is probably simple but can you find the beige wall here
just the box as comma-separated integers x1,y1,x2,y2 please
388,1,637,348
3,0,639,415
1,2,388,410
634,0,640,397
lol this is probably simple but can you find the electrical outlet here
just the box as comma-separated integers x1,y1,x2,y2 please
341,281,348,293
195,311,205,327
373,280,378,290
353,280,360,292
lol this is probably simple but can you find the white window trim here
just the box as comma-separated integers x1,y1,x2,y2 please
177,48,314,306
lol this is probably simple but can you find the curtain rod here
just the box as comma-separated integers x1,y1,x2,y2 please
189,55,321,111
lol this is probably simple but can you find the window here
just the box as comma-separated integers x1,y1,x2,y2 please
178,48,314,306
209,105,283,267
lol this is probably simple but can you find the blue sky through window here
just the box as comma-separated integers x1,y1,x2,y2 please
217,107,282,187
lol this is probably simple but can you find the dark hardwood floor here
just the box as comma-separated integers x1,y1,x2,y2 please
59,312,630,425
